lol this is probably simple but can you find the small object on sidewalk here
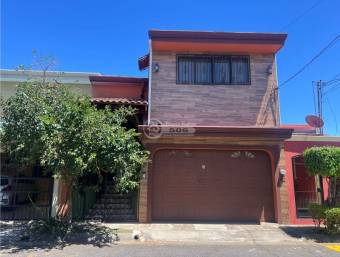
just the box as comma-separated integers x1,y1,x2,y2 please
132,230,142,240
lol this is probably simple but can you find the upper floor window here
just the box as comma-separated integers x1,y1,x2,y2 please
177,55,250,85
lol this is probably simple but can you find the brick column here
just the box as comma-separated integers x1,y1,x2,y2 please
277,144,289,224
138,179,148,222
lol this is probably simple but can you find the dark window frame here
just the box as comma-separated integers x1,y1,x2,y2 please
176,54,251,85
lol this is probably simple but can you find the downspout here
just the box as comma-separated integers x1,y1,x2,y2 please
274,55,281,127
147,39,152,125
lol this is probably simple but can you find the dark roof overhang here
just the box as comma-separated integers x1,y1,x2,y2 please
89,75,148,84
149,30,287,46
138,125,293,144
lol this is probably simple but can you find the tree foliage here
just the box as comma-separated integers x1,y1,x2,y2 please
1,82,149,192
303,146,340,177
303,146,340,206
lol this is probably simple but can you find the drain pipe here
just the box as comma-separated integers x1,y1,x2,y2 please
147,39,152,125
274,55,281,127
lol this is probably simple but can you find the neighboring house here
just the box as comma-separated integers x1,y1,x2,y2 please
282,125,340,225
90,75,148,126
0,69,99,99
0,69,100,220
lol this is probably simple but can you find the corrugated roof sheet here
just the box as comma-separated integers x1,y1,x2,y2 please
91,97,148,105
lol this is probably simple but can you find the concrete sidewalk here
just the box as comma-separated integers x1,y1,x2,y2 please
2,221,339,256
102,222,308,244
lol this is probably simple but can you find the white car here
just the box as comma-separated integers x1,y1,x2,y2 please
0,176,36,207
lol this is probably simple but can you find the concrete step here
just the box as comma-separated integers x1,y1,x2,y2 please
101,193,130,199
85,214,136,222
88,208,134,215
86,188,136,222
99,198,130,204
105,189,133,195
104,185,117,191
93,203,131,209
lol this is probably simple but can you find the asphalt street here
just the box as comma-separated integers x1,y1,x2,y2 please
1,243,338,257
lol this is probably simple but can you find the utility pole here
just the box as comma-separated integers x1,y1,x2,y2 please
315,80,324,135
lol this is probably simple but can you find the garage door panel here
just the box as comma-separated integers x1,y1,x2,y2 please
152,149,274,222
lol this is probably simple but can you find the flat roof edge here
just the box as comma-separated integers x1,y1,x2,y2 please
89,75,148,83
149,30,287,45
287,135,340,142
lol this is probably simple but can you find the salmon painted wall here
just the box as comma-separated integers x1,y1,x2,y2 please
284,140,340,225
91,82,145,99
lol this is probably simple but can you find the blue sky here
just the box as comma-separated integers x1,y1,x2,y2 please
1,0,339,135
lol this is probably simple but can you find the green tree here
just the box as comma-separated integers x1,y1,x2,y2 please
1,81,149,195
303,146,340,206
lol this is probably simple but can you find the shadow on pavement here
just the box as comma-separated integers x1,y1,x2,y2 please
280,226,340,243
0,221,119,254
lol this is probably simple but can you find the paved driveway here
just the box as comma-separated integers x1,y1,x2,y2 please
104,222,308,243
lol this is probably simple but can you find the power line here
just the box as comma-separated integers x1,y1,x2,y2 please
326,72,340,82
280,0,325,31
324,83,340,95
324,79,340,88
324,72,340,86
276,35,340,91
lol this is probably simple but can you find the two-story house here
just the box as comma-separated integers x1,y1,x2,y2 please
8,31,338,225
135,30,293,224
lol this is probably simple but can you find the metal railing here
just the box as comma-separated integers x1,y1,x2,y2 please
295,191,319,218
295,191,319,209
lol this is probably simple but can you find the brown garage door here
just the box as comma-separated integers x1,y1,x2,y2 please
152,149,275,222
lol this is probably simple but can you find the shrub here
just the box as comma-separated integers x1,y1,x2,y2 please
21,217,71,241
309,203,329,227
325,208,340,234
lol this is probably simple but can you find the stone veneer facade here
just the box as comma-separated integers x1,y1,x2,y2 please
150,52,279,127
